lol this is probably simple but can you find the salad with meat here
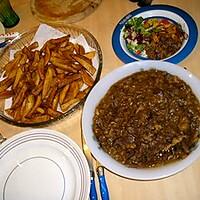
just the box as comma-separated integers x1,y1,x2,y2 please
123,17,188,60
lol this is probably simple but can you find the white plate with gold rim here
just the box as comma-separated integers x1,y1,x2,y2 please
0,129,90,200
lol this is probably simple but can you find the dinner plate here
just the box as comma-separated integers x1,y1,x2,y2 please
82,60,200,180
0,129,90,200
112,5,198,64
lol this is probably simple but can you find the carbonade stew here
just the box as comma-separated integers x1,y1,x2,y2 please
93,69,200,168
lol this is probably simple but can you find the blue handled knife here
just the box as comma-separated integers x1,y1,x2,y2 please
96,161,110,200
82,139,98,200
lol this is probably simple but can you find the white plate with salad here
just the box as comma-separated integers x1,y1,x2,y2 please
112,4,198,64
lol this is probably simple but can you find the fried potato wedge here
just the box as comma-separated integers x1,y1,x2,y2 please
42,67,54,99
4,56,21,77
63,81,80,103
47,107,62,118
21,94,35,118
76,87,91,100
60,98,80,112
28,41,39,50
71,54,96,75
84,51,96,59
11,84,27,108
0,90,14,99
24,114,50,123
0,78,14,93
58,74,81,88
59,84,70,105
13,67,23,89
80,69,95,87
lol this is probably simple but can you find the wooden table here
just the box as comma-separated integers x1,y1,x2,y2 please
1,0,200,199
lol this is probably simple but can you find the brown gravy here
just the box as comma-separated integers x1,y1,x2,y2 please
93,69,200,168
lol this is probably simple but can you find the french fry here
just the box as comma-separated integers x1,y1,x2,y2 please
63,81,80,103
50,57,77,73
71,54,96,75
24,114,50,123
19,53,28,65
47,107,62,118
52,93,59,110
11,84,27,108
0,78,14,93
13,67,23,89
37,56,45,80
80,69,95,87
32,50,40,67
84,51,96,59
21,94,35,118
58,73,81,88
22,46,33,60
28,41,39,50
59,40,69,48
0,90,14,99
32,71,40,86
28,94,42,116
71,63,83,71
13,107,22,121
36,107,45,114
51,51,64,59
61,98,80,112
45,86,57,105
32,81,43,96
41,40,56,52
5,108,14,118
4,53,21,74
62,50,74,60
79,44,85,55
76,87,91,100
42,67,54,99
7,68,18,79
49,35,70,44
77,79,84,89
59,84,70,105
44,46,51,66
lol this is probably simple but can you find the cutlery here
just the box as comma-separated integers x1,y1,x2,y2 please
0,32,22,48
96,160,110,200
0,32,20,40
82,137,98,200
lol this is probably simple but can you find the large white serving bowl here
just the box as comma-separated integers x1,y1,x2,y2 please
82,60,200,180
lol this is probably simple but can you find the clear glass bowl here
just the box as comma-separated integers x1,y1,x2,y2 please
0,25,103,127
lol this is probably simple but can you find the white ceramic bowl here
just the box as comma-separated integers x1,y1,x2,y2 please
82,60,200,180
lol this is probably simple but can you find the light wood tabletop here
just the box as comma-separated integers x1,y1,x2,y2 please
1,0,200,199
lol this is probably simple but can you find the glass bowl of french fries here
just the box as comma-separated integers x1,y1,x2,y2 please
0,24,103,127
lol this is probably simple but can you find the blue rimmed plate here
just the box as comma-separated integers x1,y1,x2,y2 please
112,5,198,64
0,129,90,200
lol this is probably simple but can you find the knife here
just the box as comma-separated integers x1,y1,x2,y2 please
82,137,98,200
96,160,110,200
